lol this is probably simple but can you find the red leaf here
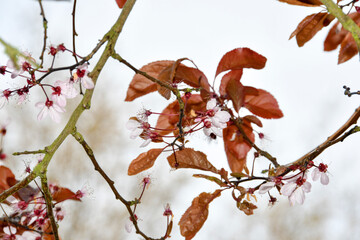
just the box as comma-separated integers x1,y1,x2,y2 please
219,70,243,96
125,61,174,101
155,94,206,136
243,115,263,127
167,148,218,173
116,0,127,8
289,12,330,47
244,89,283,119
157,59,211,100
215,48,267,77
0,166,16,193
324,12,360,51
128,148,163,175
52,187,81,203
223,124,254,173
338,32,358,64
179,190,222,240
279,0,323,6
224,72,245,112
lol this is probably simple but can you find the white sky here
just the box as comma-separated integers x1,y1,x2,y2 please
1,0,360,239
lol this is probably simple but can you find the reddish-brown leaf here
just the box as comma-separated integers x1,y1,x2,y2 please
290,12,329,47
244,89,283,119
193,174,228,187
116,0,127,8
128,148,163,175
155,94,206,136
223,124,254,173
215,48,267,77
219,69,243,97
338,32,358,64
279,0,323,7
243,115,263,127
125,61,174,101
225,75,244,113
0,166,16,193
52,187,81,203
167,148,217,173
175,65,211,100
237,200,258,216
324,12,360,51
179,190,222,240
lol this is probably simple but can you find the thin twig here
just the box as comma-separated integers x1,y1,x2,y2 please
40,174,59,240
13,149,46,156
72,0,79,63
71,130,163,240
38,0,48,68
279,106,360,175
232,118,279,167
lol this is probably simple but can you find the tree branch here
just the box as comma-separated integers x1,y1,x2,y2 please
321,0,360,51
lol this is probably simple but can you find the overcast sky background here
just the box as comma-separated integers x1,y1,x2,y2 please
1,0,360,239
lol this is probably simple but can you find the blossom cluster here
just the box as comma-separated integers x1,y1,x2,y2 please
0,45,94,123
126,97,231,148
259,162,329,206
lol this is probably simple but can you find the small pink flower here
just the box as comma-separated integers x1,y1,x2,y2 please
126,119,143,139
51,86,67,107
206,98,231,129
258,182,276,194
202,98,230,137
281,174,311,206
3,226,17,239
75,63,94,89
311,163,329,185
36,100,65,123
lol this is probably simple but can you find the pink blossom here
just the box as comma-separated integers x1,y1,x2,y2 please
203,98,230,137
51,85,67,107
311,163,329,185
54,79,78,99
126,119,144,139
75,63,94,89
281,174,311,206
18,231,41,240
3,226,17,239
258,182,276,194
36,100,65,123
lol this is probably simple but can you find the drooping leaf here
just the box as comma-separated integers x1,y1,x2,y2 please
116,0,127,8
338,32,358,64
219,69,243,97
128,148,164,175
52,187,81,203
244,88,283,119
243,115,263,127
0,166,16,193
225,74,245,112
167,148,218,173
175,65,211,100
215,48,267,77
125,61,174,101
279,0,323,7
179,190,222,240
223,123,254,173
324,12,360,51
155,94,206,136
193,174,227,187
237,200,258,215
289,12,330,47
157,59,211,100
